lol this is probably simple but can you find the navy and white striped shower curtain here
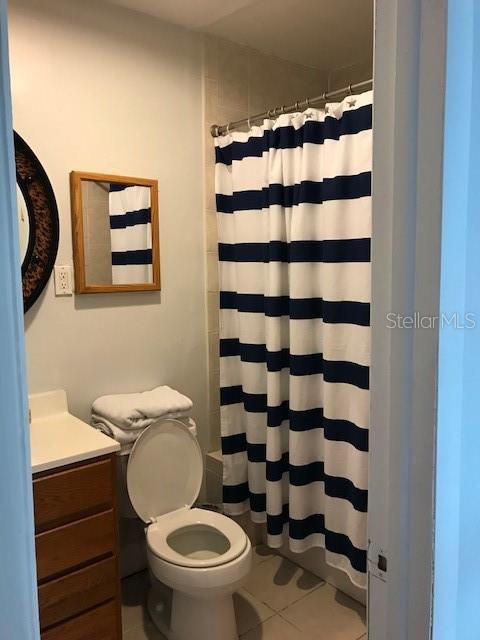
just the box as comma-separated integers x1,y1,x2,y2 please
109,183,153,284
215,91,372,588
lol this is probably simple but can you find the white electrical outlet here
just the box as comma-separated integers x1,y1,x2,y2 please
54,265,73,296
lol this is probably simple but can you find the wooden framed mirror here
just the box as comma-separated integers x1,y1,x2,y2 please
70,171,160,293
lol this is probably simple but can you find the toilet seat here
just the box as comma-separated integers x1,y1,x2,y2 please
147,507,248,568
126,418,248,571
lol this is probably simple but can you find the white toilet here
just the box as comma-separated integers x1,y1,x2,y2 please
125,418,252,640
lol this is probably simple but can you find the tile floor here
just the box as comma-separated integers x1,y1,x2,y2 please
121,545,366,640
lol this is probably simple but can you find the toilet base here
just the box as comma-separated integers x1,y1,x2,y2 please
147,589,172,638
148,586,238,640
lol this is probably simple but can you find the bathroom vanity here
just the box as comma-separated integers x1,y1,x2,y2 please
30,391,122,639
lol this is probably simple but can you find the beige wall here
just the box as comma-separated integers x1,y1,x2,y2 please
9,0,209,452
203,36,329,452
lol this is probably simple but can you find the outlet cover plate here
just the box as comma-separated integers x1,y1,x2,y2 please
54,265,73,296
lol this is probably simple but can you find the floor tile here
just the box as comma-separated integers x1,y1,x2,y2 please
121,556,367,640
240,614,303,640
281,582,366,640
252,544,276,565
121,571,150,632
243,554,324,612
122,617,167,639
234,588,276,635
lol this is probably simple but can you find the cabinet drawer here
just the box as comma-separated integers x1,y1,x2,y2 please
41,600,119,640
38,556,117,629
36,510,116,582
34,458,113,533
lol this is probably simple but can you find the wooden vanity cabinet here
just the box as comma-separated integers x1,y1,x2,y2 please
33,454,122,639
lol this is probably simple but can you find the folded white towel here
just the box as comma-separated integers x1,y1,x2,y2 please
92,416,197,455
91,385,193,431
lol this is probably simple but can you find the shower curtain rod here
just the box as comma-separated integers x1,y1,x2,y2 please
210,77,373,137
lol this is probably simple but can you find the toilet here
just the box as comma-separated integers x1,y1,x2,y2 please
125,418,252,640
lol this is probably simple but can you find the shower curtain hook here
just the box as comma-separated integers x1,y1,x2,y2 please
305,97,310,108
295,101,300,111
348,83,353,95
247,115,252,129
226,122,231,134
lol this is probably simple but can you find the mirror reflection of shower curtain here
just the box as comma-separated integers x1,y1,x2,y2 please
215,92,372,588
109,184,153,284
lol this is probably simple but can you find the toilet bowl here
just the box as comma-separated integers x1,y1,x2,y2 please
126,418,252,640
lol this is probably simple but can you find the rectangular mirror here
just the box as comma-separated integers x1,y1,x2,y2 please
70,171,160,293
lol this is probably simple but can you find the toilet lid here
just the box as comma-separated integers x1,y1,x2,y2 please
126,418,203,523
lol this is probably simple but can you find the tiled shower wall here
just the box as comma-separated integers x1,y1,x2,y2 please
327,59,372,92
203,36,328,452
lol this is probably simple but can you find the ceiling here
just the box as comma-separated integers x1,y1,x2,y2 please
105,0,260,30
105,0,373,71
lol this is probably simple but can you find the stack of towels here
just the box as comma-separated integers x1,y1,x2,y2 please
91,385,195,454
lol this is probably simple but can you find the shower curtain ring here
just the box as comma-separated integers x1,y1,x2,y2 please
305,97,310,108
226,122,231,134
322,91,327,102
348,83,353,95
295,101,299,111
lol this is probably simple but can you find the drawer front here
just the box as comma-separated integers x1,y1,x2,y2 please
41,600,119,640
34,458,113,532
36,510,116,582
38,557,117,630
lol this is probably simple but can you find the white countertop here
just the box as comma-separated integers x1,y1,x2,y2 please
30,390,120,474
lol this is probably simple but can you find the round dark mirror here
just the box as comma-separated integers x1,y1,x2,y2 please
14,132,59,312
17,184,30,263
